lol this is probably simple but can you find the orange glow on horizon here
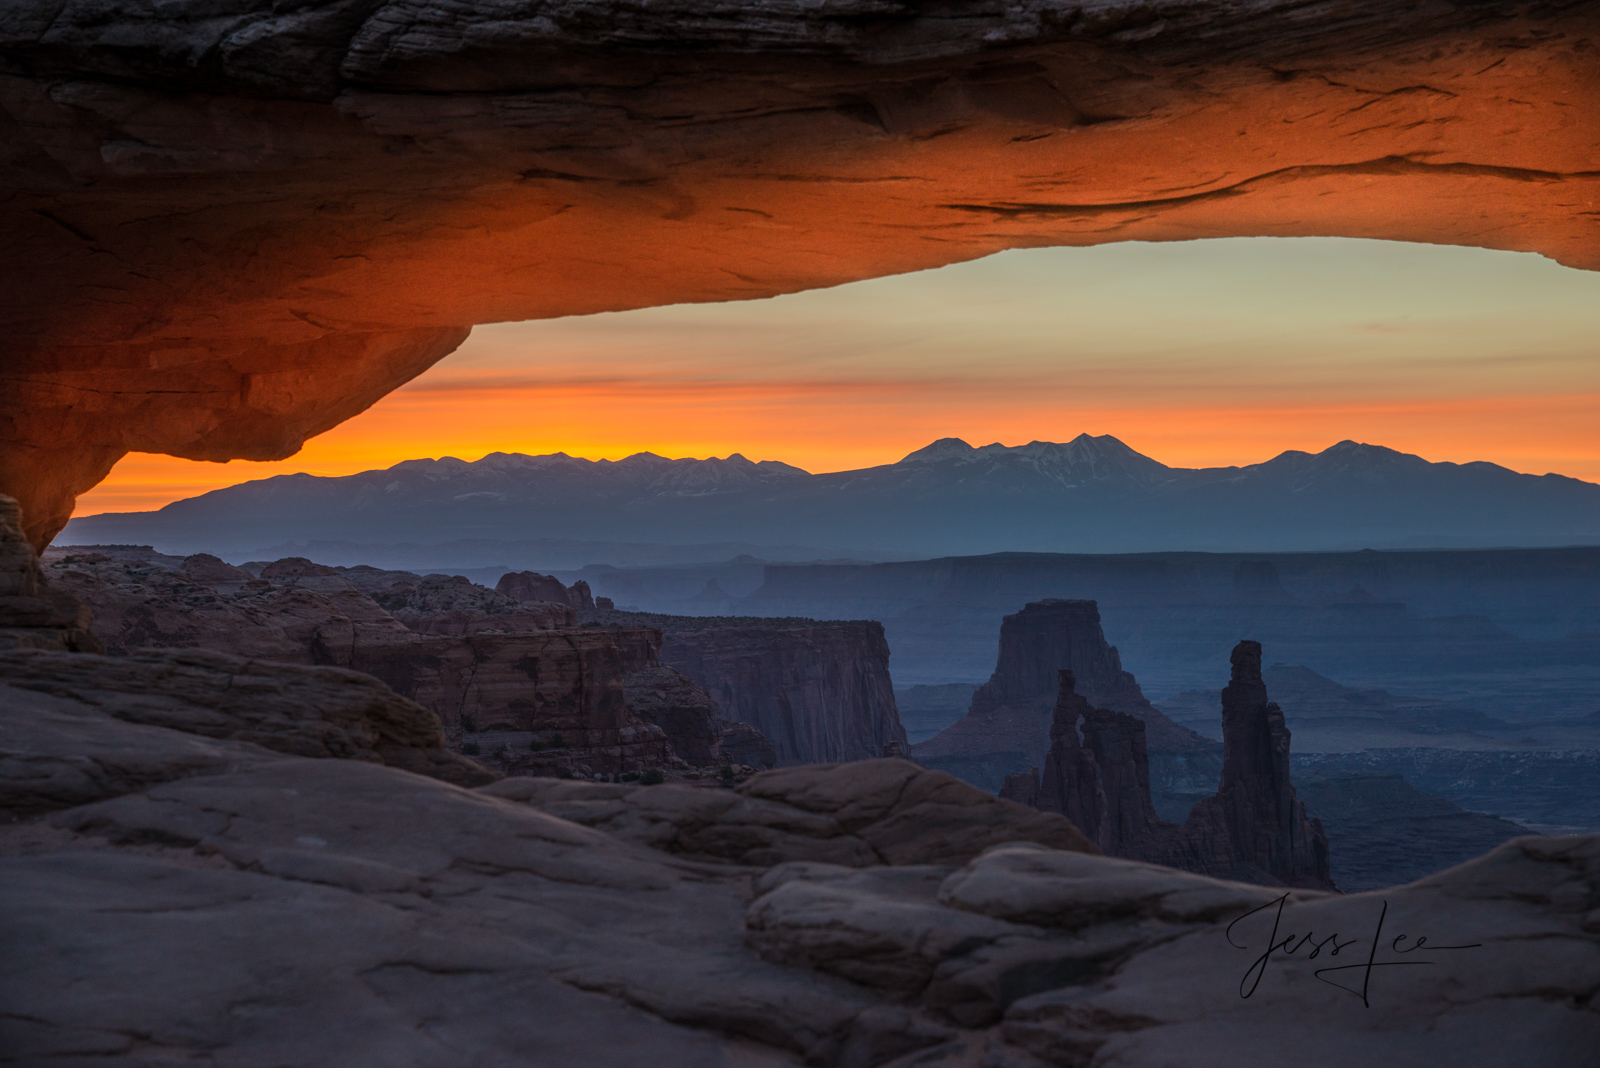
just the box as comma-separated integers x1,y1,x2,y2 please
74,383,1600,514
70,239,1600,517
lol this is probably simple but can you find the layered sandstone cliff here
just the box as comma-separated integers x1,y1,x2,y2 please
352,628,675,777
43,544,679,776
604,625,779,770
915,599,1218,798
666,620,906,766
508,611,776,773
497,570,594,611
589,610,907,766
1006,644,1334,890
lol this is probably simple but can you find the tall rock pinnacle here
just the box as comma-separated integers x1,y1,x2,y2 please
1027,670,1163,856
1206,640,1332,888
1011,641,1335,890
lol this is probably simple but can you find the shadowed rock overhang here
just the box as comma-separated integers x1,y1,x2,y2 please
3,0,1597,546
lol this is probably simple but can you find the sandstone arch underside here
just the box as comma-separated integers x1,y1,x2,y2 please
2,0,1597,548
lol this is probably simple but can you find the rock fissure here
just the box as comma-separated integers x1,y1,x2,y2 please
944,154,1600,219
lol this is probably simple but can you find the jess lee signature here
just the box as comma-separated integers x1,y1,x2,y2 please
1227,894,1481,1006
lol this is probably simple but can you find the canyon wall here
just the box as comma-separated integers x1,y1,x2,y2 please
914,598,1219,799
1008,643,1334,889
589,610,907,766
350,629,675,776
595,620,779,770
44,544,681,775
48,545,779,776
660,620,907,766
4,3,1598,544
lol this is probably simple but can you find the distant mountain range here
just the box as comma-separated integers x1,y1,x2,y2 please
63,436,1600,559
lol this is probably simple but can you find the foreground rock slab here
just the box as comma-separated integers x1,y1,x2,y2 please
2,651,1596,1066
0,647,496,799
486,759,1095,868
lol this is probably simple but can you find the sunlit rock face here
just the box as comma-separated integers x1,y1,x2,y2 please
4,1,1598,545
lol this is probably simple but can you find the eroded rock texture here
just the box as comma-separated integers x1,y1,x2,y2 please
914,599,1217,796
485,759,1096,868
50,549,414,662
1034,670,1165,858
614,637,779,770
0,496,99,653
0,645,496,813
354,628,679,776
1013,645,1334,889
498,570,595,610
365,570,577,633
1164,639,1331,888
44,543,788,776
651,617,908,765
2,649,1596,1066
3,2,1598,545
44,544,680,775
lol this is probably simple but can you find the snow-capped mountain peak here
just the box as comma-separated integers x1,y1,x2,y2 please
896,433,1172,488
899,438,978,464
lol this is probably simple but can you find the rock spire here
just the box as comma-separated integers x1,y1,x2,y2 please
1179,640,1333,888
1015,642,1334,890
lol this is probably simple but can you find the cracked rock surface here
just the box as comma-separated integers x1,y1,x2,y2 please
0,647,498,806
3,649,1597,1065
484,759,1096,867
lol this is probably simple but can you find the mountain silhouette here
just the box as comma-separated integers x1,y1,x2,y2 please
64,436,1600,557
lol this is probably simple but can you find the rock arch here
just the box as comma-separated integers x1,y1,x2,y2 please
3,0,1597,546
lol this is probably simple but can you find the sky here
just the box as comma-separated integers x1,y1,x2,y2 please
78,236,1600,514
